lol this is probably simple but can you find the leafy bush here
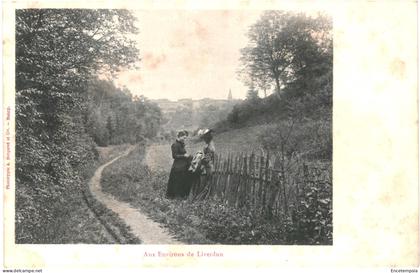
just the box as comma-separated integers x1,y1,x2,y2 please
258,118,332,161
288,164,332,244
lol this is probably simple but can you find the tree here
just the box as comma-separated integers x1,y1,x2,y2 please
16,9,140,151
15,9,139,243
246,83,260,102
16,10,139,84
239,11,332,99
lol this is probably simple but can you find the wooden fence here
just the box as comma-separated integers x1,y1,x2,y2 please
189,151,332,219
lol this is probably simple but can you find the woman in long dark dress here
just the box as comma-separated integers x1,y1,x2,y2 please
166,130,193,199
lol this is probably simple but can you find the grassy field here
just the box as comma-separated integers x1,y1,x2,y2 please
145,124,273,172
210,124,273,154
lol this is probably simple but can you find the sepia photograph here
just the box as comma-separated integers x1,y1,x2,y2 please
3,0,418,271
14,8,332,245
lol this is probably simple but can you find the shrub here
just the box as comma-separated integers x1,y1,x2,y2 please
288,163,332,244
258,118,332,161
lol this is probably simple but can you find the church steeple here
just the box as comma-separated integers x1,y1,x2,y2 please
228,89,232,100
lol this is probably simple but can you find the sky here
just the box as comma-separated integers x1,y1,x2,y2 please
114,10,262,101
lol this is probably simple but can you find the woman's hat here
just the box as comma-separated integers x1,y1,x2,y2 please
198,128,213,137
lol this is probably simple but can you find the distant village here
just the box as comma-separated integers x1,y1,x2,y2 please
151,90,241,138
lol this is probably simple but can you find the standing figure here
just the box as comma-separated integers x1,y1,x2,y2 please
189,129,215,200
166,130,193,199
200,129,215,176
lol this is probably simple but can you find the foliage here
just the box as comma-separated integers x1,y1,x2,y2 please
197,103,236,129
85,79,162,146
15,9,139,243
288,164,332,244
16,9,138,83
170,106,194,129
258,118,332,161
239,11,332,98
16,157,108,244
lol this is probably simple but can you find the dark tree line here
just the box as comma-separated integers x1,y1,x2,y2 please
15,9,158,242
86,79,162,146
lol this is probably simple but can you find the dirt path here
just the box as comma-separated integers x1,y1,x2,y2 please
89,145,180,244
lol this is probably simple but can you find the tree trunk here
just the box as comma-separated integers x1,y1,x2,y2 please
274,76,281,99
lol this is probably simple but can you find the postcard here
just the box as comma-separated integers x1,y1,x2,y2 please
2,0,418,271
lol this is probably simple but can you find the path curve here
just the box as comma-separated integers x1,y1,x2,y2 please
89,146,180,244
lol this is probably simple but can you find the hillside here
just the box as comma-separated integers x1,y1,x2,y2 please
145,124,270,172
152,98,242,133
205,124,271,154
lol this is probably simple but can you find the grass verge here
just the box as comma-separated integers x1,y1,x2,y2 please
51,144,141,244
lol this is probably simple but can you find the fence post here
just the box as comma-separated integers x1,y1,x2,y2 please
248,153,255,212
259,153,266,215
216,154,224,201
214,154,222,200
264,152,272,218
238,153,248,209
229,152,235,203
272,155,281,215
233,154,240,206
